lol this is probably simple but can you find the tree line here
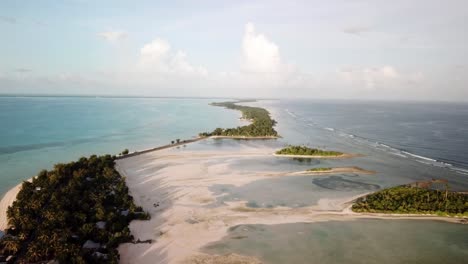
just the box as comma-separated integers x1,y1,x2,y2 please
352,185,468,216
199,101,279,137
0,155,150,263
275,145,343,156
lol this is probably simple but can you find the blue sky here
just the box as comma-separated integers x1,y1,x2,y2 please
1,0,467,100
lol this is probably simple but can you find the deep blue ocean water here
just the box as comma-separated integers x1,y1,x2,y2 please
258,99,468,176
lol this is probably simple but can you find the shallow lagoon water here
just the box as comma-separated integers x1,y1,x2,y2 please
209,174,380,209
3,97,468,261
204,220,468,264
196,101,468,263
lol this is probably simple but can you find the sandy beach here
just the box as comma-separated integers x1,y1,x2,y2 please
115,144,465,264
0,179,31,232
0,141,464,262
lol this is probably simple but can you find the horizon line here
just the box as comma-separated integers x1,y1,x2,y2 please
0,93,467,104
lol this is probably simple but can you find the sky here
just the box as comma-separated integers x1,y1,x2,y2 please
0,0,467,101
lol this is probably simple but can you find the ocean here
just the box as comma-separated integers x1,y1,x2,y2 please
256,99,468,177
1,97,468,196
0,96,242,195
2,96,468,261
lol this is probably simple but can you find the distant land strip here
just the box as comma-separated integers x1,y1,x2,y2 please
117,100,279,159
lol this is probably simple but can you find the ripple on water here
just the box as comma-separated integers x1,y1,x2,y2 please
203,220,468,264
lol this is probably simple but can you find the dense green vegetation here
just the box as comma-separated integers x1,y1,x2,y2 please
352,185,468,216
120,149,129,155
0,155,149,263
199,101,278,137
307,167,332,172
276,145,343,156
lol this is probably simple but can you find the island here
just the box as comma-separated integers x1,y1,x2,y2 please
199,100,279,138
304,167,374,174
0,155,150,263
3,99,464,264
261,166,375,177
307,167,332,172
274,145,348,158
352,182,468,217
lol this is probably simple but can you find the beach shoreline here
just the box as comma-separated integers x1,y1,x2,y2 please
0,178,33,232
1,144,465,262
114,146,466,264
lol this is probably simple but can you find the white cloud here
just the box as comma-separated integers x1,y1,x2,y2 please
5,19,465,101
97,30,128,43
381,66,398,78
138,38,207,76
241,22,282,73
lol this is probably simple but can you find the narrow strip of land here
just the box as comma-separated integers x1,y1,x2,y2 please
263,167,375,177
115,137,206,159
273,153,359,159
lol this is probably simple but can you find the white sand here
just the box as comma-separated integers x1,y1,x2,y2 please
0,143,461,263
116,145,463,264
0,179,32,232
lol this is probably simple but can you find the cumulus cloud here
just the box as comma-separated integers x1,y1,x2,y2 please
241,22,283,73
97,30,128,43
138,38,207,76
5,20,460,101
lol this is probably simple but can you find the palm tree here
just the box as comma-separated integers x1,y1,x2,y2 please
26,243,43,262
1,237,21,254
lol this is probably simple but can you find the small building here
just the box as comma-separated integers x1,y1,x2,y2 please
92,252,108,260
82,240,101,250
95,221,106,230
120,210,129,216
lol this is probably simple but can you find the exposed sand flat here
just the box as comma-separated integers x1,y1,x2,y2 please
116,146,463,264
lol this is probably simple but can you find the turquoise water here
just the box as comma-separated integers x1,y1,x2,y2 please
204,220,468,264
194,100,468,263
0,96,242,195
3,96,468,261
